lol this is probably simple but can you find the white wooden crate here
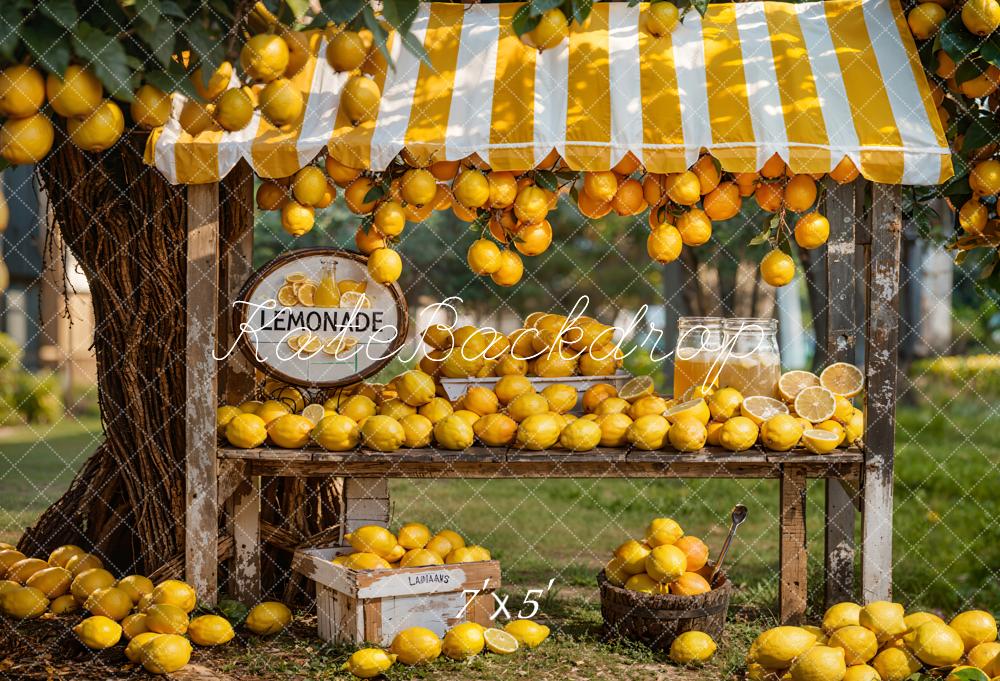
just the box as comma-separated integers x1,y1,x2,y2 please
292,546,500,645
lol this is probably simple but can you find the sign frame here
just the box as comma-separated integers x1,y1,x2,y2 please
231,247,409,388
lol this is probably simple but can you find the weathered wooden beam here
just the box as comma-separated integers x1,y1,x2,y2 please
780,464,809,624
185,182,221,604
229,472,261,603
822,178,859,606
861,183,902,603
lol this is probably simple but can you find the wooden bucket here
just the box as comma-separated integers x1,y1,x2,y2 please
597,571,732,651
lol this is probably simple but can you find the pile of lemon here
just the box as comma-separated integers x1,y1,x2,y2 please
333,524,490,569
343,620,550,678
747,602,999,681
605,517,715,597
0,542,291,675
420,311,623,380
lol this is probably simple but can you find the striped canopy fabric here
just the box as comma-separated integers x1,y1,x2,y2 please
148,0,952,186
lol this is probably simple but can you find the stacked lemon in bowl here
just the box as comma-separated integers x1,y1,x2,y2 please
747,602,999,681
333,523,491,570
604,517,715,596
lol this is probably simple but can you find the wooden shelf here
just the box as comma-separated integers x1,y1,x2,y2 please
218,445,863,480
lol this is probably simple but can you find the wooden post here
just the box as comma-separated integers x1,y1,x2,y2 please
780,464,808,624
340,478,390,543
861,183,902,602
229,472,261,602
185,182,221,604
822,179,858,606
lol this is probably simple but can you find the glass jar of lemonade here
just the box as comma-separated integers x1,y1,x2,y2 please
673,317,723,399
718,318,781,398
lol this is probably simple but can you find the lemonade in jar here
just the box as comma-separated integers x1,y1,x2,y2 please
673,317,724,398
314,259,341,307
718,318,781,398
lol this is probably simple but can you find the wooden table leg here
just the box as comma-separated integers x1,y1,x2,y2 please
229,472,261,603
780,464,808,624
340,478,391,544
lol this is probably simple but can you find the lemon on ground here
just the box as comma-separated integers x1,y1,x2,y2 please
559,418,602,451
823,602,862,633
342,74,381,123
627,414,670,450
624,573,660,593
761,414,803,451
859,601,906,643
151,579,196,613
25,566,71,598
664,398,711,425
950,610,997,650
515,412,563,450
752,626,819,669
70,568,115,603
0,549,26,576
343,648,396,678
0,113,55,165
85,586,133,621
226,413,268,448
442,621,486,659
597,412,633,447
802,429,841,454
188,614,235,646
47,544,84,569
670,631,717,664
505,619,549,648
245,601,292,635
615,539,652,575
667,415,708,451
842,664,880,681
146,603,189,634
142,633,192,674
968,641,1000,669
484,627,519,654
645,544,687,582
820,362,864,398
391,626,442,664
794,386,837,423
434,414,475,450
790,645,847,681
361,415,406,451
47,65,102,118
346,526,397,558
741,396,789,425
73,615,122,649
116,574,154,603
68,100,125,153
828,625,878,665
719,416,759,452
779,370,820,402
907,621,965,666
872,646,921,681
121,613,149,639
312,414,360,451
50,594,79,615
1,586,48,618
125,632,161,662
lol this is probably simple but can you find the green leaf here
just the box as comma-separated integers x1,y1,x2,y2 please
690,0,710,18
159,0,185,19
72,22,135,100
529,0,565,17
980,32,1000,68
0,0,28,61
22,21,71,75
217,597,250,625
320,0,365,24
363,184,386,204
534,170,559,192
182,22,225,78
145,63,197,99
141,18,177,68
962,113,999,151
568,0,594,26
955,56,987,85
749,224,772,246
362,4,392,68
939,14,979,65
953,668,990,681
382,0,420,33
513,4,543,37
39,0,77,29
133,0,161,28
283,0,311,21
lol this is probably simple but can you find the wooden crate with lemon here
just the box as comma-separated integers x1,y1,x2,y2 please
291,523,500,645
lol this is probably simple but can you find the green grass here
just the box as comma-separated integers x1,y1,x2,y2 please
1,401,997,679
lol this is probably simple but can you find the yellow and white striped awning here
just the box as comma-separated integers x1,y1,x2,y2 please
149,0,952,186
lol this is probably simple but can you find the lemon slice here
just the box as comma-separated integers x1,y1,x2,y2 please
778,370,820,402
299,334,322,353
483,628,519,654
338,279,366,294
297,283,316,306
663,398,711,425
323,337,358,357
284,272,308,284
802,429,841,454
793,386,837,423
277,285,298,307
740,396,789,425
340,291,370,309
820,362,864,398
301,403,326,425
618,376,654,402
286,335,302,351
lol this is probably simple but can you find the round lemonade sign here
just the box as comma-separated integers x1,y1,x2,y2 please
233,248,408,388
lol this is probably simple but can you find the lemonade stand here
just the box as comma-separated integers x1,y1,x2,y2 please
135,0,953,626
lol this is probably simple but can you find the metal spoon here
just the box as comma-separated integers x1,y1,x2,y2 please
710,504,748,587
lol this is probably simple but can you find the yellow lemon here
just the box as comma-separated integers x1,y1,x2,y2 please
505,619,550,648
152,579,197,613
614,539,651,575
399,413,434,448
68,100,125,152
859,601,906,643
664,398,711,425
627,414,670,450
25,566,71,598
0,113,54,165
827,625,878,665
443,621,486,659
327,30,369,72
790,645,847,681
0,65,45,117
802,429,841,454
400,548,443,568
245,601,292,635
968,641,1000,669
50,594,79,615
339,395,378,423
872,647,921,681
559,418,602,451
343,648,396,678
226,413,268,448
141,633,192,674
267,413,313,448
667,415,708,451
70,568,116,604
367,248,402,284
418,397,452,425
906,621,965,667
950,610,998,651
707,387,743,421
761,250,796,287
669,630,717,664
346,525,397,558
145,603,190,634
361,415,406,451
131,84,172,129
241,33,290,82
188,614,235,646
47,65,102,117
484,627,519,654
1,585,48,618
47,545,85,569
541,384,578,414
494,375,534,405
73,615,122,649
125,631,161,662
719,416,759,452
842,664,880,681
85,586,133,621
121,612,149,639
516,412,563,450
645,544,687,583
646,517,683,547
434,414,475,450
752,626,819,669
624,573,660,594
597,412,633,447
342,74,381,123
473,413,518,447
390,626,443,664
604,556,629,586
396,370,436,406
312,414,360,451
760,414,803,451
